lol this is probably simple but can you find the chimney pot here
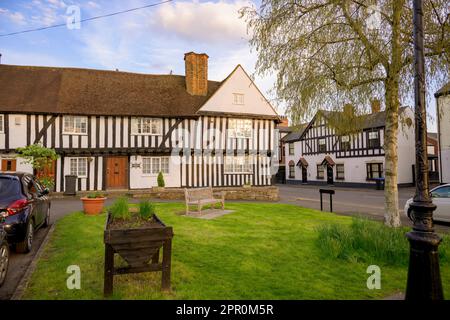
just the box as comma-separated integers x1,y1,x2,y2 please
184,52,209,96
371,99,381,113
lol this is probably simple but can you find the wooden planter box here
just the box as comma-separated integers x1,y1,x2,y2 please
103,212,174,296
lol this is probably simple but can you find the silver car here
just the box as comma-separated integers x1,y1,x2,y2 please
404,184,450,223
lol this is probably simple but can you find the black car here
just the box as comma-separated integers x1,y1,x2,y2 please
0,172,51,253
0,226,8,287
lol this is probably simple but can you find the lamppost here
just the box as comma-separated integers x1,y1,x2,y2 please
405,0,443,300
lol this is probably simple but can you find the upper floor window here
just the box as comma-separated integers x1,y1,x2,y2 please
368,131,380,148
318,138,326,152
0,115,3,133
224,156,252,174
228,119,252,139
63,116,87,134
142,157,169,175
131,117,162,135
233,93,244,105
340,135,350,151
289,143,294,155
70,158,87,178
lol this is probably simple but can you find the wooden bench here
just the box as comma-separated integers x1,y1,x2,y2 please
184,187,225,215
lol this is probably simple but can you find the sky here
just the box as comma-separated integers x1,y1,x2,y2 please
0,0,444,131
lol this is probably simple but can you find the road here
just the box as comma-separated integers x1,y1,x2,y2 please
276,183,450,232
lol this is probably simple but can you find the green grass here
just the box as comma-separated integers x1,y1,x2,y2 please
22,203,450,300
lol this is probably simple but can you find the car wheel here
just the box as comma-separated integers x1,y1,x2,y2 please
42,207,51,228
0,242,9,287
15,222,34,253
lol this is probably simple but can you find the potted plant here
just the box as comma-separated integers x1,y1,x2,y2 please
152,171,166,192
103,198,173,296
81,192,107,215
243,181,252,188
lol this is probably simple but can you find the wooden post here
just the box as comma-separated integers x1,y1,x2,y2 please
104,244,114,296
161,239,172,291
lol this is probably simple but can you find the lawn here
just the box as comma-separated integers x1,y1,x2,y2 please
22,202,450,300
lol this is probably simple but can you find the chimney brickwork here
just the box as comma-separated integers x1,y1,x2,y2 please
184,52,209,96
371,99,381,113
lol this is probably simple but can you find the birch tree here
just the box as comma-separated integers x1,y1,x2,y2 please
241,0,449,227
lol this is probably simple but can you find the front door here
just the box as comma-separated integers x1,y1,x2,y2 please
302,167,307,183
106,157,128,189
326,165,334,185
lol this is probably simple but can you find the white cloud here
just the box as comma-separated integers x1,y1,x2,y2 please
153,0,251,44
0,8,27,25
86,1,101,9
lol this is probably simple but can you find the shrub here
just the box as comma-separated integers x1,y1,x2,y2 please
110,197,130,220
315,217,450,266
87,192,104,199
139,200,155,220
157,172,165,188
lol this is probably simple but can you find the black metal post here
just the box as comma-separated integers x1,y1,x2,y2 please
405,0,443,300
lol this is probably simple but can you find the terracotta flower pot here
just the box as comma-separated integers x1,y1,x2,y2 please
81,197,107,215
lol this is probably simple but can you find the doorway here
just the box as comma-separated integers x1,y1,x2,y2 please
326,165,334,185
106,156,128,189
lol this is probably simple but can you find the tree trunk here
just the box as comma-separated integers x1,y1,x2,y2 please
384,81,401,227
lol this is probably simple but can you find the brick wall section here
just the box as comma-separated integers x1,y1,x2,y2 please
135,186,280,201
184,52,209,96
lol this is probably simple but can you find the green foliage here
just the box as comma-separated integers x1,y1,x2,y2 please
16,144,58,170
316,217,450,266
87,192,105,199
138,200,155,220
157,172,165,188
38,176,55,190
110,197,130,220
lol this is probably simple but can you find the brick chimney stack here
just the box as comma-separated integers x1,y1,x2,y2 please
371,99,381,113
278,116,289,127
184,52,209,96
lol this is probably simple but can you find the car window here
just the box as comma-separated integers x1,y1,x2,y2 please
431,186,450,198
0,177,22,198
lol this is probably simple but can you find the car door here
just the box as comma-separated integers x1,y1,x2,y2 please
24,176,45,227
431,186,450,222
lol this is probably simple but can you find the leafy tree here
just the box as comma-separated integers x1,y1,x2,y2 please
16,144,59,189
241,0,449,227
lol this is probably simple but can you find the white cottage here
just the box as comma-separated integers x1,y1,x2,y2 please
0,52,280,192
283,101,416,187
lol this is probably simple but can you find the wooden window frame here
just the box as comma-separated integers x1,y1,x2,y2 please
131,117,162,136
142,156,170,175
366,162,383,180
288,164,295,178
288,143,294,155
63,116,88,135
318,138,326,153
316,164,324,179
335,164,345,180
224,155,253,174
70,157,88,178
367,130,380,148
0,114,3,133
232,93,245,105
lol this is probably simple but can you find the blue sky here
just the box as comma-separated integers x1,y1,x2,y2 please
0,0,444,131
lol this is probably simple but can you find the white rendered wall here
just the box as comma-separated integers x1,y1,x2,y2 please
438,94,450,183
129,155,181,189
